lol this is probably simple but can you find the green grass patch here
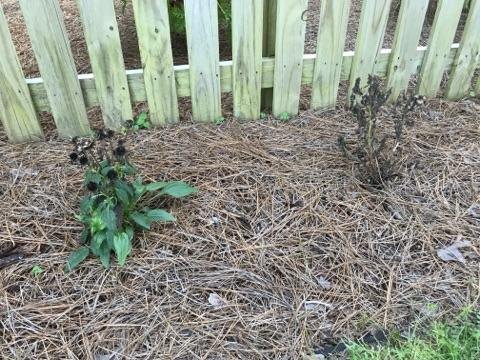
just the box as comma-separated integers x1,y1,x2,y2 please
347,310,480,360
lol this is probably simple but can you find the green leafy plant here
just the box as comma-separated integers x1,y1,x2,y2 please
31,265,44,277
124,112,150,133
66,129,197,271
338,75,424,187
214,116,225,125
278,112,291,122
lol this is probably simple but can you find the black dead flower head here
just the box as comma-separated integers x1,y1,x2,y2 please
106,169,118,181
114,143,127,158
86,181,98,192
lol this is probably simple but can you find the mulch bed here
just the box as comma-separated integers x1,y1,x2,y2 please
1,97,479,358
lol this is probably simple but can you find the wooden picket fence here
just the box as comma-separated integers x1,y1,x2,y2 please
0,0,479,143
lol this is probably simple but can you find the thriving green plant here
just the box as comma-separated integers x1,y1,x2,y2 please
338,75,424,187
129,112,151,131
66,129,197,271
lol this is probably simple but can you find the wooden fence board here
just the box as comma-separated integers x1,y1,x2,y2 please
417,0,464,97
184,0,221,122
19,0,90,138
348,0,392,101
0,5,43,142
77,0,132,129
232,0,263,120
132,0,179,125
311,0,351,110
272,0,308,117
445,0,480,99
386,0,429,101
26,46,460,114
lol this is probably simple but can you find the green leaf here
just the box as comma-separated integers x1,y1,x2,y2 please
83,170,102,187
98,241,111,269
91,215,106,233
65,247,90,272
31,265,44,277
100,165,114,176
147,209,176,222
122,162,137,175
129,211,151,230
80,196,94,213
80,228,90,243
101,206,117,232
133,177,146,197
160,181,198,198
91,232,106,256
145,181,168,192
113,231,133,266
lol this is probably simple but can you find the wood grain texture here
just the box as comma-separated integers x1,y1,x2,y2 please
77,0,132,129
386,0,429,102
272,0,308,117
132,0,179,125
19,0,90,138
184,0,221,122
348,0,392,101
417,0,464,97
26,45,460,114
232,0,263,120
0,5,43,143
311,0,351,109
445,0,480,99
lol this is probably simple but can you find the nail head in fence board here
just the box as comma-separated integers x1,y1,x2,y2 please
417,0,464,98
77,0,133,129
261,0,277,110
0,6,43,143
132,0,179,125
26,46,461,113
348,0,392,101
386,0,429,102
311,0,351,110
272,0,308,117
232,0,263,120
445,0,480,99
184,0,221,122
19,0,90,138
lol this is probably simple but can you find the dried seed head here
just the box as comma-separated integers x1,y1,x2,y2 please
86,182,98,192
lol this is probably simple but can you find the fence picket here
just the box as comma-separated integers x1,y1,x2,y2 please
272,0,308,117
311,0,351,110
77,0,132,129
19,0,90,138
417,0,464,97
132,0,179,125
445,0,480,100
232,0,263,120
0,6,43,143
184,0,221,122
386,0,429,101
348,0,392,101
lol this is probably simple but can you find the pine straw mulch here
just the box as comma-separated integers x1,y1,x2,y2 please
1,98,480,359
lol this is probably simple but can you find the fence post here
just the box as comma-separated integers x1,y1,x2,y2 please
261,0,276,111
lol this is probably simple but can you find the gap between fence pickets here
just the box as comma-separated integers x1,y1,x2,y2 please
25,44,460,113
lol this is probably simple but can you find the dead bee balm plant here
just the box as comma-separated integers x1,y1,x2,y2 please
66,129,197,271
339,75,425,187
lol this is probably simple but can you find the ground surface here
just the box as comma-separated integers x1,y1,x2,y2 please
1,1,479,359
1,98,480,359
